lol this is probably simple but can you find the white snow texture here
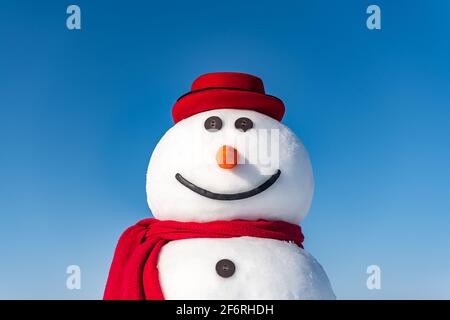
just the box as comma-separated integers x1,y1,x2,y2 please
147,109,313,224
146,108,335,299
158,237,335,300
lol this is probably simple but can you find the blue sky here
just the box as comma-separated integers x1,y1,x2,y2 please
0,0,449,299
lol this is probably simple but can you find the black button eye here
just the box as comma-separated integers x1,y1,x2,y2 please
234,117,253,132
204,116,223,132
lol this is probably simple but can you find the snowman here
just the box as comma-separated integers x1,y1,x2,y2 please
104,72,335,300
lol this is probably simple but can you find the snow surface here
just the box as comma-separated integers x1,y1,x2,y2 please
157,237,335,300
146,109,314,224
146,108,335,299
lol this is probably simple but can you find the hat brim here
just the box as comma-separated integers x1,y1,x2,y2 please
172,89,285,123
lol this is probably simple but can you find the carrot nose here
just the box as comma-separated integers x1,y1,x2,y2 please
216,145,238,169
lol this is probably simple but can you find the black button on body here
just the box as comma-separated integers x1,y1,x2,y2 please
215,259,236,278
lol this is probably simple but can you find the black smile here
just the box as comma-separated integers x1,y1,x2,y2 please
175,170,281,201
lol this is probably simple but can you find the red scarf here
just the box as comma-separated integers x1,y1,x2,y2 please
103,218,304,300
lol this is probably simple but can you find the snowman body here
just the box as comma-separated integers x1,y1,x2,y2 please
158,237,334,299
145,73,335,300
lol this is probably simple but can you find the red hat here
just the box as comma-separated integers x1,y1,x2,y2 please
172,72,285,123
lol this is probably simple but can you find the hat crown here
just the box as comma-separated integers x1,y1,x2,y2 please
191,72,265,94
172,72,284,123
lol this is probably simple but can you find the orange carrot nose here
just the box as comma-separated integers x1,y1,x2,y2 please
216,145,238,169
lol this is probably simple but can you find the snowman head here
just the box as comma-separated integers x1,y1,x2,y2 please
146,73,313,224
